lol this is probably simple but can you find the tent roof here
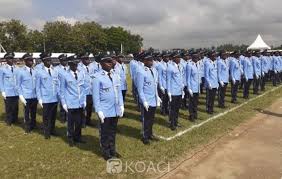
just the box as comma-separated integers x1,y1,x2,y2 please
247,34,271,50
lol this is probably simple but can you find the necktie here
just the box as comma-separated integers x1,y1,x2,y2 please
122,65,124,71
48,69,51,76
86,66,89,73
74,72,78,80
177,65,180,72
108,72,112,81
149,68,154,78
11,66,13,73
98,64,100,70
64,67,66,71
30,69,32,76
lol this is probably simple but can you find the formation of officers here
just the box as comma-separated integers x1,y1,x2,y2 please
0,49,282,160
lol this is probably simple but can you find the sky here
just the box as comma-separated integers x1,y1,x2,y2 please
0,0,281,49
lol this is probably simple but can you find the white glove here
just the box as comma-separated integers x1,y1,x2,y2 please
182,91,185,99
245,76,248,81
157,96,162,107
274,70,277,74
143,101,149,111
1,92,6,99
98,111,105,123
160,86,165,94
120,106,124,117
220,81,224,87
83,101,87,109
168,92,172,102
262,72,265,76
188,89,193,97
232,78,236,84
209,84,212,90
38,99,43,108
19,95,27,106
256,74,259,79
62,104,68,112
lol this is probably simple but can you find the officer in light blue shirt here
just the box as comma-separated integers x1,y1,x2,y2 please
186,51,201,122
129,54,138,103
217,50,229,108
17,53,38,133
230,51,241,103
0,52,19,126
242,51,254,99
157,52,170,115
252,51,261,95
260,51,269,91
137,52,161,145
92,53,124,160
239,53,246,89
116,54,128,101
167,52,185,130
77,52,95,127
54,54,69,123
60,56,87,146
36,52,60,139
204,51,219,114
271,51,280,86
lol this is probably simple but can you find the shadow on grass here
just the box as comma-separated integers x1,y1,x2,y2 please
254,108,282,118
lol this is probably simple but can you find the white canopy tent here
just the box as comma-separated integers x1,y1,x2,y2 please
247,34,271,51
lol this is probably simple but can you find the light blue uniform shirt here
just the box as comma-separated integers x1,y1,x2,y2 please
186,61,201,93
89,61,101,74
217,58,229,83
36,66,60,103
230,57,241,81
78,62,95,95
0,64,19,97
137,66,158,107
92,70,124,117
251,56,261,77
243,57,254,80
60,69,87,109
157,61,168,90
119,63,128,91
204,59,219,88
166,62,184,96
17,66,37,99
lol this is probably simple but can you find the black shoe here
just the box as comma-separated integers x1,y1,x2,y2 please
74,139,86,144
6,122,12,126
142,138,150,145
189,116,195,122
170,126,176,131
176,124,182,128
44,135,50,139
51,132,58,136
103,154,112,161
68,139,75,147
112,152,122,158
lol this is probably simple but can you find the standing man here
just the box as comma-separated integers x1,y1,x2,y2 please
54,54,69,123
167,52,185,130
137,53,161,144
157,52,170,115
271,51,280,86
260,51,269,91
0,52,19,126
252,51,262,95
242,51,254,99
36,52,60,139
116,54,128,101
230,51,241,103
17,53,38,133
204,51,219,114
60,56,87,146
77,52,95,127
186,52,201,122
217,51,229,108
92,54,124,160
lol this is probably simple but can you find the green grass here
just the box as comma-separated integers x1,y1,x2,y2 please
0,73,281,178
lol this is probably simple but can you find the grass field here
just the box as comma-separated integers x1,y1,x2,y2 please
0,74,281,178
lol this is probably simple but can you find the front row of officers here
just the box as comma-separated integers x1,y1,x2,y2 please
1,49,282,160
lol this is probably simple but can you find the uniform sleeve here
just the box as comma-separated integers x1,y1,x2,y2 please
35,73,42,100
0,68,4,92
186,65,192,90
92,77,101,112
166,67,172,94
118,84,124,106
204,62,210,86
59,74,67,106
16,70,23,96
136,71,146,104
217,62,222,82
157,66,163,88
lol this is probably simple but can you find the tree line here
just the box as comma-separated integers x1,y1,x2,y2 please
0,19,143,54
